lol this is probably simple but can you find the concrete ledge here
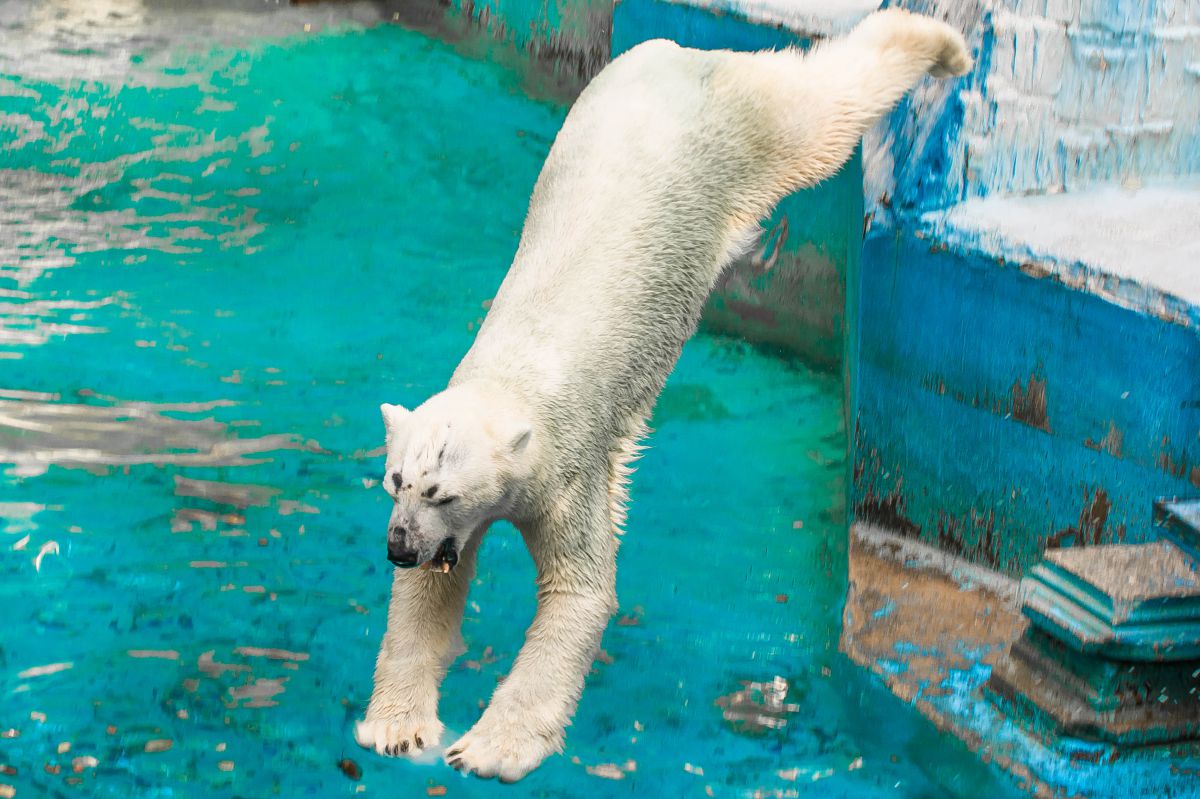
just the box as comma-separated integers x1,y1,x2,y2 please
922,181,1200,328
843,524,1200,798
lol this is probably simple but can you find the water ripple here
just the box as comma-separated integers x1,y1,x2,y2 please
0,395,309,475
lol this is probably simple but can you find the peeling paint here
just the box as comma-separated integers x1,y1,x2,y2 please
855,483,921,540
1157,436,1200,490
917,369,1060,436
1010,373,1050,433
934,508,1007,570
1083,421,1124,459
1045,487,1114,549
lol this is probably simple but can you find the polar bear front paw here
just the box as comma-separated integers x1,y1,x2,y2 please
444,715,562,782
355,711,444,757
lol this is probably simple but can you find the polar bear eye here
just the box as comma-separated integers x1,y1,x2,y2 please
434,495,457,507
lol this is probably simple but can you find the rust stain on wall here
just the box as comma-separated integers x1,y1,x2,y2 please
1010,373,1051,432
855,483,921,540
917,370,1053,435
1157,436,1200,489
934,509,1008,571
853,440,921,539
1045,487,1114,548
1083,421,1124,458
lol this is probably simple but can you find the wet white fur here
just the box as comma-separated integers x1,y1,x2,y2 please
355,9,970,782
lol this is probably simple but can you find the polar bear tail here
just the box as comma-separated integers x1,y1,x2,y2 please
728,9,971,198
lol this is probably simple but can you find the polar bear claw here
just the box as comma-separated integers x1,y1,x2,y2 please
354,712,444,757
445,717,562,783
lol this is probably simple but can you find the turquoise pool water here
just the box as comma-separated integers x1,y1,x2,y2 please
0,5,1021,797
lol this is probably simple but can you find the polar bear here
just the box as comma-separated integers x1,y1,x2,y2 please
354,9,971,782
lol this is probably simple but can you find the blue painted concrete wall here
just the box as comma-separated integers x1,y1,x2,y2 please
853,228,1200,573
852,0,1200,575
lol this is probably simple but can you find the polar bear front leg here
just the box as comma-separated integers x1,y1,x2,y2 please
355,538,478,757
446,500,617,781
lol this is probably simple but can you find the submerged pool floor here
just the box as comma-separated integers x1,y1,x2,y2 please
0,6,1022,797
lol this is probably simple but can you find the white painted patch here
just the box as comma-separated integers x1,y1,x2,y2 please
670,0,878,37
925,180,1200,308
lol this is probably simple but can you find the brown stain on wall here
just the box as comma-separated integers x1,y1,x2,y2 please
856,484,922,539
918,371,1053,435
1045,487,1114,548
853,438,921,538
1083,421,1124,458
1157,435,1200,489
934,509,1009,571
1010,373,1051,432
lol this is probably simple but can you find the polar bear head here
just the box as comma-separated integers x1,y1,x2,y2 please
379,384,532,571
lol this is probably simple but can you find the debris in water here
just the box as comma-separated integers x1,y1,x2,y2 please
714,676,798,733
33,540,59,572
71,756,98,773
19,664,71,680
337,758,361,781
586,763,625,780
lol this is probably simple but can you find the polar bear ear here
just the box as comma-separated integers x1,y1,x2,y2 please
380,403,410,444
503,421,532,457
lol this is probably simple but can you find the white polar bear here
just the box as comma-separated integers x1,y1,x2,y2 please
355,9,970,782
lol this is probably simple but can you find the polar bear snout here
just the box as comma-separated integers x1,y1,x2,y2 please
386,523,460,573
386,527,420,568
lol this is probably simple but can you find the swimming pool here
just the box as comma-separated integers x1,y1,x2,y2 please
0,4,1022,797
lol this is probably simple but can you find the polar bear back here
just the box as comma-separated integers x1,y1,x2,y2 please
454,41,769,429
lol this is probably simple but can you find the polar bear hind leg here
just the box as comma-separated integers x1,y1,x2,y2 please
713,8,971,204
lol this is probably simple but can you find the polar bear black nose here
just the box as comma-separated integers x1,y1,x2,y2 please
387,527,419,568
387,543,419,568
